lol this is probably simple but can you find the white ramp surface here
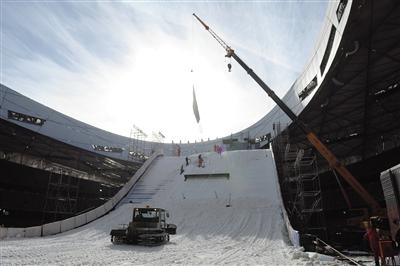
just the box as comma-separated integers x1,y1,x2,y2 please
1,150,339,265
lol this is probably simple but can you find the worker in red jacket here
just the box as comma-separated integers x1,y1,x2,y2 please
364,220,381,266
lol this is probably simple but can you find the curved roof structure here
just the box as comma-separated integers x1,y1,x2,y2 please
284,0,400,166
1,1,399,164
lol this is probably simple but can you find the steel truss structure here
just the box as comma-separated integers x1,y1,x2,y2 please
273,0,400,247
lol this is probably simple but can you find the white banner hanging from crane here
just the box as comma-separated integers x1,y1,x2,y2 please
192,86,200,123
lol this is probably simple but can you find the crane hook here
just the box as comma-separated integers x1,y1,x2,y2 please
227,63,232,72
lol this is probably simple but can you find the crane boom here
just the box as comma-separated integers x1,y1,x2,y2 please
193,13,381,213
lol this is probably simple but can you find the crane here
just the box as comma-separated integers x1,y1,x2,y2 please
193,13,381,213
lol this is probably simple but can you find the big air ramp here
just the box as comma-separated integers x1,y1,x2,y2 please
1,150,336,265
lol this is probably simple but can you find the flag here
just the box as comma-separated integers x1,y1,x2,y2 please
192,86,200,123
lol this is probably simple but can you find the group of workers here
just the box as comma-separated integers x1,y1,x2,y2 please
179,144,226,174
180,154,205,175
184,154,204,168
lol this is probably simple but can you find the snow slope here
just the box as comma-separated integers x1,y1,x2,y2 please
1,150,342,265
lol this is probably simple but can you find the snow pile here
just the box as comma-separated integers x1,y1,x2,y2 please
1,150,343,265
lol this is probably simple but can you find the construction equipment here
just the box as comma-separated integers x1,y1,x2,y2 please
110,206,177,245
380,166,400,246
193,13,381,214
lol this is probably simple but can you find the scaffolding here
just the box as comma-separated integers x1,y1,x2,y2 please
129,124,148,162
42,169,79,223
272,122,327,240
151,131,165,154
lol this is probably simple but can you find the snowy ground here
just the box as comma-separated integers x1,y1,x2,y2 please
1,150,349,265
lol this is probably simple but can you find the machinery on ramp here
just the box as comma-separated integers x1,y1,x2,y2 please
110,206,177,246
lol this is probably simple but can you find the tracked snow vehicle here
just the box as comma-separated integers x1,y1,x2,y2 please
110,206,177,245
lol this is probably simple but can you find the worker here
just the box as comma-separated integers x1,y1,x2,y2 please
198,154,203,168
185,156,190,166
364,220,381,266
217,145,223,156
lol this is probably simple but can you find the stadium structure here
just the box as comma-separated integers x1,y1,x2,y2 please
1,0,399,253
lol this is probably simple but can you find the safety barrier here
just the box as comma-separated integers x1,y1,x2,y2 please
271,149,300,247
25,226,42,238
281,202,300,247
42,221,61,236
60,217,75,232
0,150,163,239
0,227,7,238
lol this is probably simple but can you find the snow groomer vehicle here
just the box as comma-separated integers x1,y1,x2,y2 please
110,206,177,245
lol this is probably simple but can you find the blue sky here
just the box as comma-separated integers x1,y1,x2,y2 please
1,1,327,142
